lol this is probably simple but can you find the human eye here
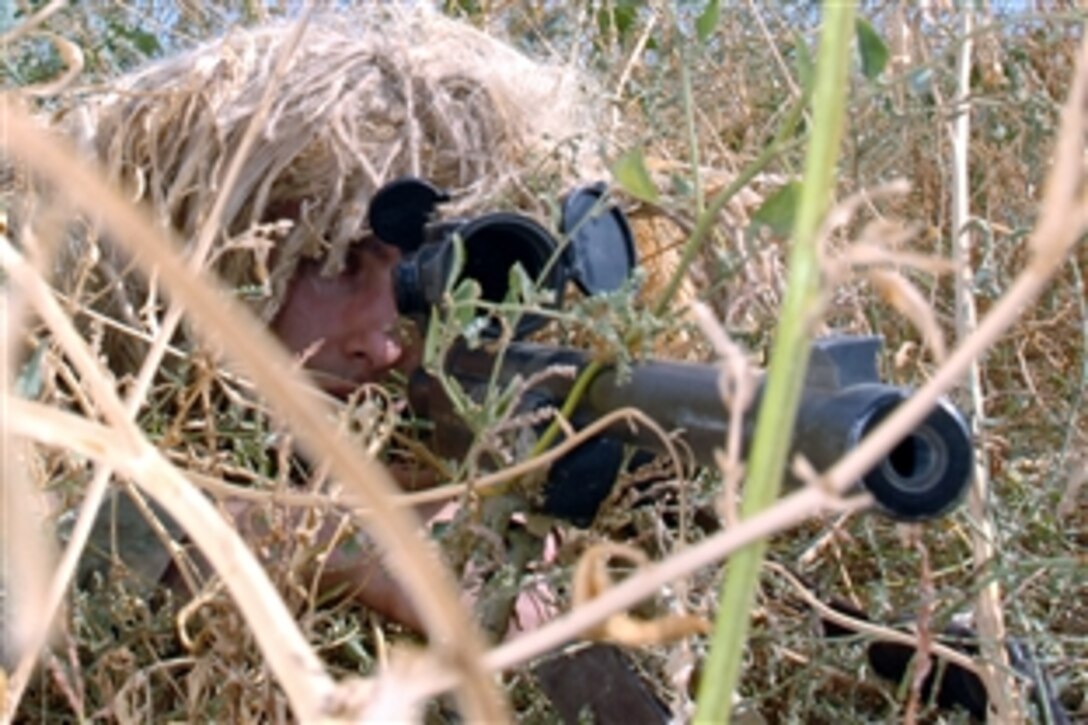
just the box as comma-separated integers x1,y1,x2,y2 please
342,244,366,277
364,237,400,264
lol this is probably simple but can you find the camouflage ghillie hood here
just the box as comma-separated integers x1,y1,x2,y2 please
55,6,602,372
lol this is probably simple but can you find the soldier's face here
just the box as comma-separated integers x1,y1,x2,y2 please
271,238,419,396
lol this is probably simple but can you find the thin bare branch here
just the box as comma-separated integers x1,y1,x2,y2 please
0,99,507,721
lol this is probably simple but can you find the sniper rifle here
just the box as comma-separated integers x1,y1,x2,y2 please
366,176,973,523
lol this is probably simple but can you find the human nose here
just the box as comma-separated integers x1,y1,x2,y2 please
346,324,404,376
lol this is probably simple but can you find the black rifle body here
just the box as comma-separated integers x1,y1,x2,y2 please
409,336,972,521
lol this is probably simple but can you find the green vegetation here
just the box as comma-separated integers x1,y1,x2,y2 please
3,1,1085,721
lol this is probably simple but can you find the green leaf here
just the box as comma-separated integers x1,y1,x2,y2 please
451,277,482,330
855,17,889,81
597,0,640,46
422,310,444,369
445,233,467,295
111,22,162,57
505,262,534,304
696,0,720,44
611,148,659,204
461,315,490,348
751,181,802,238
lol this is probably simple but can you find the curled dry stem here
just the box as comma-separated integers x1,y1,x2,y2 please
478,489,873,692
381,493,873,703
572,541,712,647
16,32,84,97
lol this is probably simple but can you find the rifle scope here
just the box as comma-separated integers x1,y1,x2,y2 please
390,212,564,337
411,337,974,521
367,177,637,338
583,336,973,520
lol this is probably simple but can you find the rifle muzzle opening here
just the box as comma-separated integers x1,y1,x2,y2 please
854,393,973,520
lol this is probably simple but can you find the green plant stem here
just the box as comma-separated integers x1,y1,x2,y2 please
653,98,804,319
682,59,705,215
693,2,857,723
530,358,604,454
529,96,806,458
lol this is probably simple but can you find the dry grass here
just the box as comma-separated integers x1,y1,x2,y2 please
2,1,1085,722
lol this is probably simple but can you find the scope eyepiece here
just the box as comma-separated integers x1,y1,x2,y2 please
369,176,637,339
451,212,566,337
391,212,566,338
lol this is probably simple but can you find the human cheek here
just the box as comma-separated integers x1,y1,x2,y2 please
272,290,316,355
273,278,345,357
358,256,402,328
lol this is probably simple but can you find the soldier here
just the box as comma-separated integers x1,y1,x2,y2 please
57,7,599,631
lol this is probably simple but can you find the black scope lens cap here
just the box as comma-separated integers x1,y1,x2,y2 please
367,177,451,253
560,184,638,295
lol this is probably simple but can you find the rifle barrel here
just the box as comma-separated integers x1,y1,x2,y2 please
411,337,972,520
